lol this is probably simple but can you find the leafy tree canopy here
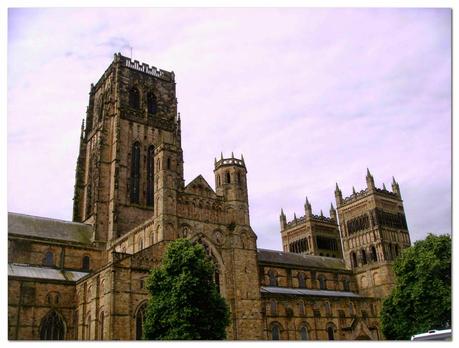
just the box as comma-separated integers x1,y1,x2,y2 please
143,238,230,340
380,233,451,340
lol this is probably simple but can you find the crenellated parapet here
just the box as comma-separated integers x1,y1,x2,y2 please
118,53,175,82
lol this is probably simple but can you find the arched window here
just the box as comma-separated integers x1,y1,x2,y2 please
361,249,367,265
371,246,378,262
130,142,141,204
135,302,147,340
129,87,140,109
82,256,90,271
299,325,309,340
146,145,154,207
394,244,400,258
217,175,221,187
99,311,104,340
324,302,332,317
138,238,143,251
319,275,326,290
268,270,278,286
147,92,157,115
40,310,65,340
166,157,171,170
271,323,280,340
237,172,241,184
43,251,54,267
350,251,357,268
327,325,335,340
225,171,231,184
298,272,306,288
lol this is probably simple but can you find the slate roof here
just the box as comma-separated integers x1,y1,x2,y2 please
8,263,89,282
8,212,93,245
260,286,361,298
257,248,347,271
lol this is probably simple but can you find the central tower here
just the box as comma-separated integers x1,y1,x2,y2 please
73,53,184,243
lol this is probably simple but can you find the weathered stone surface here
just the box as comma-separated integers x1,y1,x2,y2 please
8,54,411,341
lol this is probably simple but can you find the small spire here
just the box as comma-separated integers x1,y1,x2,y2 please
241,154,245,164
392,176,397,184
305,196,310,205
367,167,371,176
214,157,217,165
383,183,387,190
281,208,285,216
294,212,297,220
220,152,223,160
320,210,324,217
335,182,340,191
352,186,356,194
231,151,234,158
330,202,334,210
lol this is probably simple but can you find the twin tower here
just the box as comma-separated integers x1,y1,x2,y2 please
280,169,411,297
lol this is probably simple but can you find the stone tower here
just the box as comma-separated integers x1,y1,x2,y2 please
72,53,184,244
214,153,250,226
335,170,411,297
280,198,342,258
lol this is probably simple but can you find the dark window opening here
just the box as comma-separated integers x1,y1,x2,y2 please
225,172,231,184
44,252,54,267
147,92,157,115
361,249,367,265
327,326,335,340
130,142,141,204
371,246,378,262
300,326,308,340
135,303,147,340
129,87,140,109
146,146,155,207
268,270,278,286
271,324,280,340
82,256,90,271
40,310,65,340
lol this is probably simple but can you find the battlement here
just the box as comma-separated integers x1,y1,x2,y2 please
285,213,336,229
214,153,246,170
341,186,399,205
116,53,175,82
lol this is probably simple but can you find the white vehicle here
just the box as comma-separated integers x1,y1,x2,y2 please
411,329,452,341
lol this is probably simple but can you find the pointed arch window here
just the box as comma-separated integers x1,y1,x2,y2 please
135,302,147,340
147,92,157,115
130,142,141,204
146,145,155,207
271,323,280,340
40,310,66,340
299,325,309,340
129,87,140,109
327,325,335,340
85,314,91,340
225,171,231,184
351,251,357,268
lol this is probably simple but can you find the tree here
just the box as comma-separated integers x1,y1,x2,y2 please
143,239,230,340
380,234,451,340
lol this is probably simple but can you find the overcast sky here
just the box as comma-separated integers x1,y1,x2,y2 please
7,8,451,249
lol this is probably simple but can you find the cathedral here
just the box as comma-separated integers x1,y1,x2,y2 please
8,53,412,340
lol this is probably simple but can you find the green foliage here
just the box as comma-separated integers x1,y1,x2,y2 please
143,239,230,340
380,234,451,340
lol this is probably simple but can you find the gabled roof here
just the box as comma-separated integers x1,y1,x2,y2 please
257,248,347,271
184,175,217,198
8,263,89,282
8,212,93,245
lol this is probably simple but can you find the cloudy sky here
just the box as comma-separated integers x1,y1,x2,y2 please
7,8,451,249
